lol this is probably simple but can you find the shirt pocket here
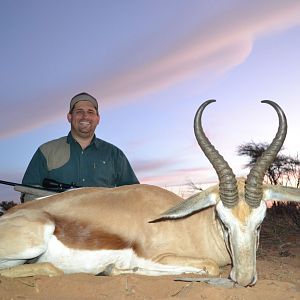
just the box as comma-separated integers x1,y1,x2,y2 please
92,159,115,187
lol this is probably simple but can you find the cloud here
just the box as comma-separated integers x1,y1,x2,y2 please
139,164,215,186
96,1,300,104
1,1,300,138
133,158,179,173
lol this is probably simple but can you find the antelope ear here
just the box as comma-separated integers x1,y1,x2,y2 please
149,191,218,223
263,184,300,203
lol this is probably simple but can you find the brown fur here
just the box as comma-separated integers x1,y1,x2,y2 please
53,216,141,253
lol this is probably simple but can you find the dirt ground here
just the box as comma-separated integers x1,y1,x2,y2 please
0,216,299,300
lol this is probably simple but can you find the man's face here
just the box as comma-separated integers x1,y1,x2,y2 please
67,100,100,139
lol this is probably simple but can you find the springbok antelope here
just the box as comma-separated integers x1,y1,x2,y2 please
1,100,300,287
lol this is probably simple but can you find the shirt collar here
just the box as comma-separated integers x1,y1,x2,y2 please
67,132,100,149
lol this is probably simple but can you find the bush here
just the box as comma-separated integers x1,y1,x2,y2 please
265,202,300,231
0,200,17,216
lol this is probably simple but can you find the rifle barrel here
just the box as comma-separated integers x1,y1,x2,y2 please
0,179,20,187
0,179,64,192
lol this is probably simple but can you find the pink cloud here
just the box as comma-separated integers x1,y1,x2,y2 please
1,1,300,138
139,165,214,186
94,2,300,104
133,158,179,173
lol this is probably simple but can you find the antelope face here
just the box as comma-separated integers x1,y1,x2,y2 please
216,192,267,286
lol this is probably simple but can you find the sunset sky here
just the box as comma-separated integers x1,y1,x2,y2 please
1,1,300,202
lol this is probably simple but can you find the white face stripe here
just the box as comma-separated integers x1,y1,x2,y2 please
216,201,267,285
216,201,266,228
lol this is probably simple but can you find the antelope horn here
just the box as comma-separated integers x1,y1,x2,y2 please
194,100,238,208
245,100,287,208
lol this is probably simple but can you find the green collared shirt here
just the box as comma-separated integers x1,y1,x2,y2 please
22,132,139,188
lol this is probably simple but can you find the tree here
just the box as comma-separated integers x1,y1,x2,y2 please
237,142,300,187
237,142,300,231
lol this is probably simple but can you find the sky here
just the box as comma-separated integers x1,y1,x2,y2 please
1,0,300,202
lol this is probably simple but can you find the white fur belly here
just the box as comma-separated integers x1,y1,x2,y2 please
36,235,136,274
36,236,205,276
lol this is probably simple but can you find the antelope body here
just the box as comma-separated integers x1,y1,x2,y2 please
1,100,299,287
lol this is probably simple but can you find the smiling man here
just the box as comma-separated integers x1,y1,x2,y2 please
21,92,139,201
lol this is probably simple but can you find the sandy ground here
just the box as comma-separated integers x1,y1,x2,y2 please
0,220,299,300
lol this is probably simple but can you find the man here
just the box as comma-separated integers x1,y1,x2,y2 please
20,92,139,201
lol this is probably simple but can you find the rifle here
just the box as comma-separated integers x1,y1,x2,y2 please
42,178,80,192
0,178,79,193
0,179,80,202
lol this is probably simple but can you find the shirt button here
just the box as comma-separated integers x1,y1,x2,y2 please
82,178,85,182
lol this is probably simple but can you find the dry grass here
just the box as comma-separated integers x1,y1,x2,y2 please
258,202,300,258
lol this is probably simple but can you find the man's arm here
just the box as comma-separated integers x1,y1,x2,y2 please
22,148,49,186
21,148,50,201
115,150,139,186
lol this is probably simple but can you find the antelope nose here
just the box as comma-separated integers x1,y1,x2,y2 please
230,270,257,287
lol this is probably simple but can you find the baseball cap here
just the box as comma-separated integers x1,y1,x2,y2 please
69,92,98,113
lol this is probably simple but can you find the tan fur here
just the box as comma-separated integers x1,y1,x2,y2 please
225,179,252,223
0,210,54,257
1,184,230,271
152,253,220,276
3,178,298,282
232,201,252,223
